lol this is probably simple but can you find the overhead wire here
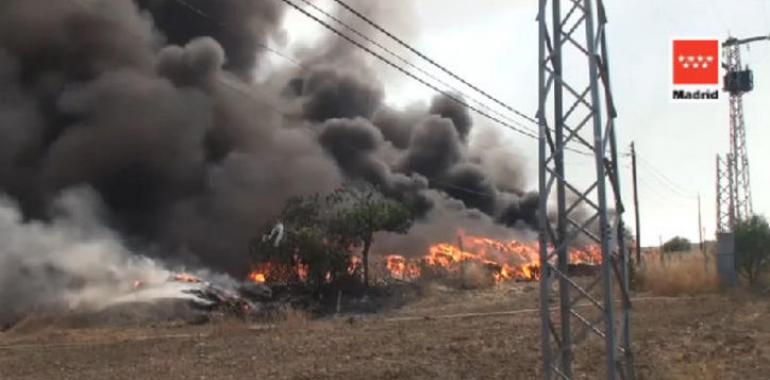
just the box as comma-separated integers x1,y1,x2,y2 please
174,0,542,140
328,0,539,125
280,0,598,157
294,0,528,130
636,177,681,206
70,0,629,215
218,75,293,119
88,0,595,169
172,0,593,156
70,0,538,201
276,0,541,141
170,0,548,143
71,0,294,119
636,156,696,199
320,1,601,155
82,0,602,165
173,0,306,69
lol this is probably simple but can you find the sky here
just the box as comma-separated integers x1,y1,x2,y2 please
279,0,770,247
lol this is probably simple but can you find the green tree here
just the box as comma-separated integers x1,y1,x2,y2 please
251,195,351,287
662,236,691,253
252,183,413,289
734,215,770,286
327,183,413,287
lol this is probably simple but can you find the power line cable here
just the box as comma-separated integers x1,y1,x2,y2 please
68,0,541,204
70,0,543,203
295,0,528,130
217,75,293,118
70,0,297,122
638,165,695,200
328,0,539,126
174,0,592,156
626,151,687,194
318,1,597,157
635,178,699,227
172,0,543,144
636,156,696,199
173,0,306,68
74,0,598,170
276,0,540,141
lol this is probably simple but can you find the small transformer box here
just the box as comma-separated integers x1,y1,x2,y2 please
724,69,754,94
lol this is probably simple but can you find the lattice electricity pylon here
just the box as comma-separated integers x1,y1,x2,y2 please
716,154,735,233
537,0,633,379
723,39,754,223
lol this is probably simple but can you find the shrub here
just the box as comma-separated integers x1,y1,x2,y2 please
662,236,691,253
734,215,770,287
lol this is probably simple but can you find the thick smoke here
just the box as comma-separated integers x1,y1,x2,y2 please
0,0,341,278
135,0,285,77
0,0,541,317
0,189,183,326
284,0,540,230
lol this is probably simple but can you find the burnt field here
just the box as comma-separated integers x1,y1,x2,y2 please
1,283,768,380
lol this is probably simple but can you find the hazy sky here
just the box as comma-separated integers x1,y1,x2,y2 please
281,0,770,246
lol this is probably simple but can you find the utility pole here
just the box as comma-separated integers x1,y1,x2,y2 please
537,0,633,378
659,235,664,265
697,193,709,272
631,142,641,264
697,194,704,252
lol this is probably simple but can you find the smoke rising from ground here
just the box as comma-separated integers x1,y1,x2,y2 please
0,189,180,325
0,0,541,315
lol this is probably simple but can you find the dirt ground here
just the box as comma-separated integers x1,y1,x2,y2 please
1,283,768,380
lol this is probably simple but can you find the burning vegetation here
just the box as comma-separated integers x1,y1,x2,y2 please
249,225,602,288
0,0,595,326
401,236,601,282
240,185,604,293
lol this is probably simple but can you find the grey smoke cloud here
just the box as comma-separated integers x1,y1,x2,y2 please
136,0,286,77
0,0,342,278
0,0,543,319
0,189,177,326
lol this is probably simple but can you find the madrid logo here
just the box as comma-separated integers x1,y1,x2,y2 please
671,39,720,102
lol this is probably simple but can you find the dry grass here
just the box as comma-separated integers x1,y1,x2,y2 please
274,305,311,330
3,284,770,379
636,250,719,296
208,315,251,337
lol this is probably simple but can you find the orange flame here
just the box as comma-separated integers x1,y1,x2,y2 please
245,233,601,285
247,260,309,284
248,262,274,284
172,273,202,283
348,255,362,275
385,233,601,283
248,272,266,284
386,255,422,280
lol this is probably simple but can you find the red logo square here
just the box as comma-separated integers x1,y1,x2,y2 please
673,40,720,85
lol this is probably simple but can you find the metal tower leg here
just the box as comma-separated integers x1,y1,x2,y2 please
537,0,632,379
716,155,732,233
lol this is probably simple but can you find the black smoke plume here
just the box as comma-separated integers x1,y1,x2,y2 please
0,0,539,287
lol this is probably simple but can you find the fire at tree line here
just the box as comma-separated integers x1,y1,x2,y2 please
243,181,770,307
242,182,602,302
161,180,770,319
95,182,602,322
